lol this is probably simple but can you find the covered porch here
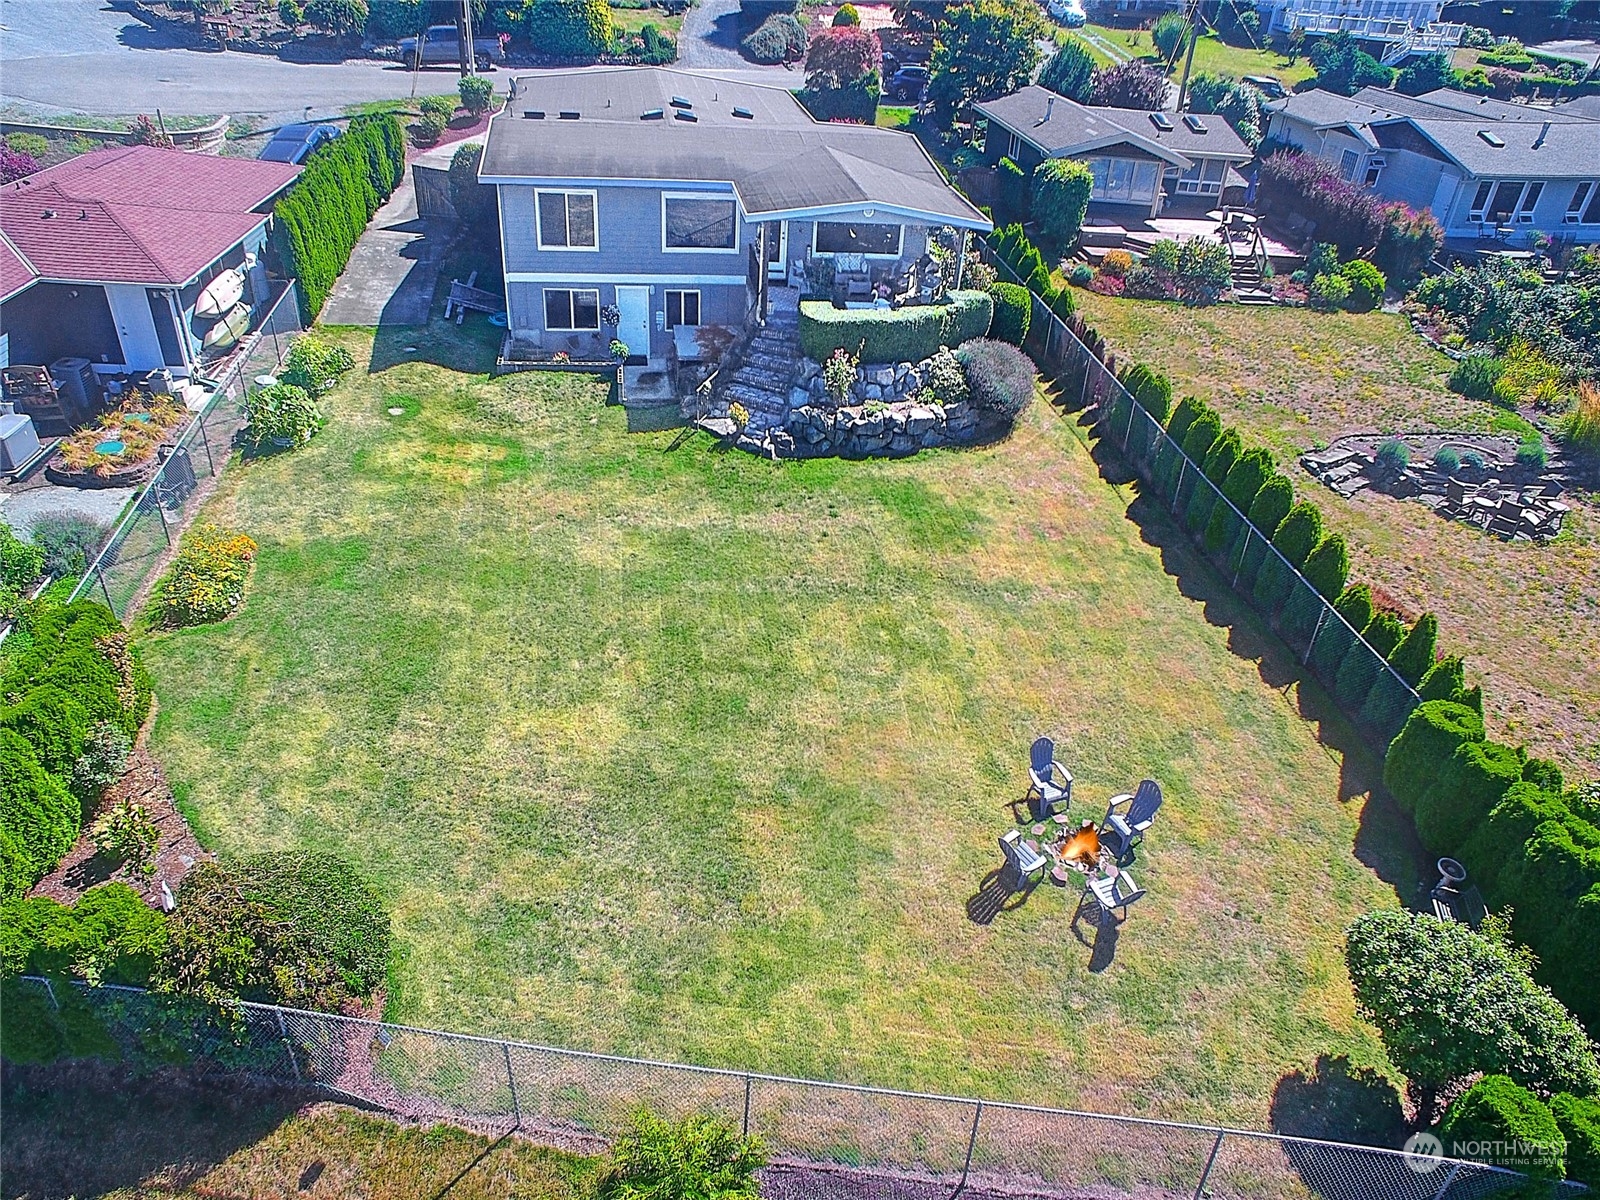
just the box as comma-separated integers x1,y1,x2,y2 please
760,215,977,309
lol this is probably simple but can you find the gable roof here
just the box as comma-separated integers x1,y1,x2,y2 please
1270,86,1600,132
0,146,300,287
975,86,1253,167
0,228,37,303
1375,115,1600,178
481,68,989,229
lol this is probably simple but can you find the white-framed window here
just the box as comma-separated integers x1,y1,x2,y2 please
1566,182,1594,223
813,221,903,257
662,193,738,252
1516,181,1544,222
535,190,598,250
1339,149,1359,181
1364,157,1384,187
1088,157,1160,204
1176,158,1229,196
543,288,600,330
1469,180,1494,222
664,289,700,328
1006,131,1021,160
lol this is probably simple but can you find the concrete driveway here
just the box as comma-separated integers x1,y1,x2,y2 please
318,167,448,327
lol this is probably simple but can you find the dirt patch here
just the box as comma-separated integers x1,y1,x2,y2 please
30,707,212,907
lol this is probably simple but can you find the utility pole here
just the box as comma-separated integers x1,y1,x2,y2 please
1175,0,1201,111
458,0,475,78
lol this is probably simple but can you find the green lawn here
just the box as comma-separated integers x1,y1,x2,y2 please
1071,290,1600,780
1065,26,1316,88
608,3,685,36
140,321,1413,1129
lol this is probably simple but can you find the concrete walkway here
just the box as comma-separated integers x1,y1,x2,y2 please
320,171,446,327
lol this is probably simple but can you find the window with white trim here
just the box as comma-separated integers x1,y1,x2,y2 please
814,221,903,256
664,290,700,328
1089,157,1160,204
535,190,597,250
1363,158,1384,187
1567,182,1594,223
1006,131,1021,160
1339,149,1359,181
1469,180,1494,222
663,196,737,251
543,288,600,330
1516,181,1543,222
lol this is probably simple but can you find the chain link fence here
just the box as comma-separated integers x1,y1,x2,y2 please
983,249,1420,747
66,281,303,621
13,977,1583,1199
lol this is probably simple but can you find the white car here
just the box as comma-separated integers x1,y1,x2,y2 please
1048,0,1087,27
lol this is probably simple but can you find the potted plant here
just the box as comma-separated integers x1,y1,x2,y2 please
609,339,630,363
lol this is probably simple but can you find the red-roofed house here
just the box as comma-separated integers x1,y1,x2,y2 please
0,146,300,384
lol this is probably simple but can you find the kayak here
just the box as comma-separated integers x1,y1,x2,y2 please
194,268,245,320
200,302,250,354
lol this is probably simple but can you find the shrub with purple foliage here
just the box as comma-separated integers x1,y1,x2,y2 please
1257,150,1384,254
1090,61,1168,109
0,146,39,183
959,337,1036,420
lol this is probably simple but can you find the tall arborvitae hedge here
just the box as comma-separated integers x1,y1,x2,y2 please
271,114,407,322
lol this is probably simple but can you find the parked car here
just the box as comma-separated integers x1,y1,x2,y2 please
397,24,505,69
887,65,930,102
1242,74,1286,98
258,122,340,164
1047,0,1087,27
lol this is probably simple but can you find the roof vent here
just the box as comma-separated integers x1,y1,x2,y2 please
40,209,54,219
670,96,693,109
732,106,754,119
1149,112,1173,131
1533,120,1551,149
1183,114,1208,133
675,110,698,122
558,110,580,120
1477,129,1505,147
523,110,545,119
79,209,88,220
642,108,665,120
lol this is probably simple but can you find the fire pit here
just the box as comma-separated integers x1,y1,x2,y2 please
1059,824,1102,870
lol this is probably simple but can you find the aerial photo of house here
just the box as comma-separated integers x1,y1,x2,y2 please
0,1,1597,1197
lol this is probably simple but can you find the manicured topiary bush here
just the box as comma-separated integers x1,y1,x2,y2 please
1252,500,1322,612
1384,699,1484,815
1418,654,1467,703
1032,158,1093,250
1187,428,1240,535
987,282,1031,347
2,882,168,985
1439,1075,1564,1179
1551,1093,1600,1188
1301,533,1349,600
1332,611,1403,713
1309,582,1375,679
1388,612,1438,687
1415,738,1525,856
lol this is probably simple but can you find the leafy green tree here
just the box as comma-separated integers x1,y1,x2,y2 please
1308,31,1394,95
304,0,368,36
927,0,1046,121
1345,908,1600,1127
1150,11,1191,65
599,1112,765,1200
1039,36,1096,102
1396,52,1458,96
526,0,614,59
800,25,881,122
1185,71,1232,113
1032,158,1092,249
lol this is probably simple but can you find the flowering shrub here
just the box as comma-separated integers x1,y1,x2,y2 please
728,401,750,430
959,338,1036,420
158,524,257,628
1100,249,1134,278
0,145,39,184
1088,272,1125,297
1123,264,1178,301
247,382,322,449
1258,150,1384,253
920,346,969,407
823,347,858,405
1308,273,1352,311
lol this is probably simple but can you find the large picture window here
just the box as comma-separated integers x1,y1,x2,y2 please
1088,158,1160,204
663,195,737,251
665,290,700,328
535,190,597,250
544,288,600,330
813,221,902,257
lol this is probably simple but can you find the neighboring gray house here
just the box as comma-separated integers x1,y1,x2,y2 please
1264,86,1600,248
1253,0,1462,62
479,68,989,364
973,87,1254,220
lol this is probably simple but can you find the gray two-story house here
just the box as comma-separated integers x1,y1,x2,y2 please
479,68,989,365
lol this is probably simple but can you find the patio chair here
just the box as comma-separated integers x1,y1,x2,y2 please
1078,870,1145,923
1099,779,1162,865
998,829,1047,887
1025,736,1072,819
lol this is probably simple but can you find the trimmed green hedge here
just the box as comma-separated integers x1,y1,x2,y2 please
270,113,406,322
1439,1075,1565,1180
987,282,1030,346
798,291,992,364
1552,1093,1600,1188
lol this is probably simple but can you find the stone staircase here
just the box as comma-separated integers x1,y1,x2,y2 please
716,307,802,437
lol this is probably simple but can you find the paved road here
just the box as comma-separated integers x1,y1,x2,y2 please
1,0,796,119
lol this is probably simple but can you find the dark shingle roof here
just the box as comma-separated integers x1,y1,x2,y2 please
975,87,1252,166
480,68,989,229
0,146,299,286
1381,116,1600,178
